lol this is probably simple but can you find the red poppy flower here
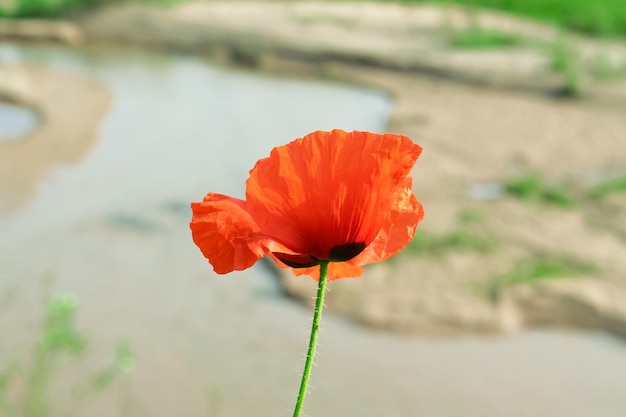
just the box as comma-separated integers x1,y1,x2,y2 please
190,129,423,280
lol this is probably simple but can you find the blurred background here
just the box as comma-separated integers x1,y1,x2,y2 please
1,1,626,416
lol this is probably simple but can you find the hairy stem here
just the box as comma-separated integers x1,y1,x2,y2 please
292,261,329,417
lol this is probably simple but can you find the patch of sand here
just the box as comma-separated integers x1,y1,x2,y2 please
0,65,111,216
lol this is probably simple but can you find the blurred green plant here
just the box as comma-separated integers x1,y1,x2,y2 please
0,364,19,415
504,173,576,208
21,296,86,417
445,8,625,92
403,207,496,257
482,255,599,301
407,229,497,256
549,40,576,73
589,174,626,200
397,0,626,38
547,38,584,97
91,344,134,392
0,0,178,18
457,207,488,225
448,26,521,49
0,0,93,17
0,295,133,417
291,13,354,28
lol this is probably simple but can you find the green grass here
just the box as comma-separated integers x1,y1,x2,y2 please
546,38,585,96
539,185,578,207
449,27,522,49
407,229,497,256
0,0,95,17
504,173,577,208
549,40,579,73
445,11,622,94
0,0,177,17
291,13,354,28
589,174,626,199
394,0,626,38
404,208,497,257
457,207,488,225
482,255,599,301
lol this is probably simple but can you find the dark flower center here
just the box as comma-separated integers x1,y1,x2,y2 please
327,242,366,262
273,241,366,268
274,253,319,269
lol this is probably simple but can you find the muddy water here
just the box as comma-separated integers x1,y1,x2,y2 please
0,44,625,417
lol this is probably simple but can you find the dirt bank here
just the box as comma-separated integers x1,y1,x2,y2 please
0,64,110,217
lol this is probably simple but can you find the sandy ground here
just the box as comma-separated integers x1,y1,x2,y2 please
0,65,110,216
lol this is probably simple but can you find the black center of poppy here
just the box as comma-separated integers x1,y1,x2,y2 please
328,241,366,262
274,253,320,269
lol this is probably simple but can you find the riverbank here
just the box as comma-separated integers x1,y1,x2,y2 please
1,1,626,340
0,63,110,216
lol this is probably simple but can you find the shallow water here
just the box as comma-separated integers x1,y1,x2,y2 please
0,101,38,141
0,43,625,417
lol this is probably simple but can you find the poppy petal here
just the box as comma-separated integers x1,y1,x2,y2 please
245,130,423,263
349,173,424,266
190,193,268,274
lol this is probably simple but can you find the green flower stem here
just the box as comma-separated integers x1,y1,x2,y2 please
292,261,329,417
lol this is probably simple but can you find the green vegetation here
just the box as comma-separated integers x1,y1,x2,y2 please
4,0,625,38
504,173,576,208
404,208,496,257
291,13,354,28
499,171,626,208
0,295,133,417
457,207,488,225
446,18,623,95
546,38,584,97
589,174,626,199
407,229,496,256
0,0,176,17
398,0,626,38
448,26,521,49
422,1,624,95
0,0,96,17
482,255,599,301
549,39,579,73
